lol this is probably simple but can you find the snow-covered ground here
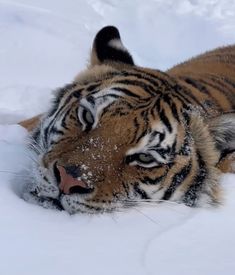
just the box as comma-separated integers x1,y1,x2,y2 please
0,1,235,274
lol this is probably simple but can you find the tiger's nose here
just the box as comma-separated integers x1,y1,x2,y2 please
55,165,93,195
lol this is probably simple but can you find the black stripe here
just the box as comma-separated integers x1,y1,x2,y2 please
172,83,207,111
141,110,149,124
121,70,161,89
183,152,207,206
133,183,150,199
121,68,166,95
133,67,176,86
100,101,120,119
162,94,181,122
170,93,190,108
95,94,120,101
43,123,50,146
155,98,173,133
162,93,172,105
112,87,141,98
149,146,171,159
149,131,162,143
86,83,100,92
178,131,192,156
45,88,81,141
110,101,134,117
86,95,96,105
130,117,140,144
170,101,180,122
73,88,83,99
162,161,192,200
159,109,172,133
115,79,156,96
205,77,235,108
182,109,191,126
50,127,64,136
204,77,230,95
143,174,166,185
155,98,161,111
61,108,70,130
183,77,209,94
182,77,226,112
223,77,235,89
31,127,40,143
48,83,77,117
136,129,148,143
122,182,130,198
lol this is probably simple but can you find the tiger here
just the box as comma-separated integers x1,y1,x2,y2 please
19,26,235,214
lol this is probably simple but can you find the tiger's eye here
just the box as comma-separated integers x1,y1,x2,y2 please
138,153,155,163
83,109,94,124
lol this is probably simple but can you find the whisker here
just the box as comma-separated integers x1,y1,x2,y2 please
39,121,47,150
0,170,33,178
124,198,180,205
133,207,160,226
28,142,43,154
122,199,188,215
31,137,45,151
24,153,39,165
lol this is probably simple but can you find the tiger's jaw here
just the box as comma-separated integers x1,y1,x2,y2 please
60,194,124,214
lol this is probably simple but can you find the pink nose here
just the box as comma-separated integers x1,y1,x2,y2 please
57,165,91,195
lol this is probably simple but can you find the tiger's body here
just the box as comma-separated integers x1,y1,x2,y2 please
20,26,235,214
169,45,235,115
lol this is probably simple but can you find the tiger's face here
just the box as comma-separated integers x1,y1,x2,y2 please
37,80,184,213
25,26,223,213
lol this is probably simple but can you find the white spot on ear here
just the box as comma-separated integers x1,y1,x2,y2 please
108,38,127,52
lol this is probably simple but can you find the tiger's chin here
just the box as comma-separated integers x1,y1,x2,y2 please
60,195,123,214
22,188,123,214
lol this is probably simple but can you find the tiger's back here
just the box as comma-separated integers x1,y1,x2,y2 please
168,45,235,115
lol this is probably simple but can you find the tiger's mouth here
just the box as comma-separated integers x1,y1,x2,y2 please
60,194,123,214
24,183,122,214
22,161,125,214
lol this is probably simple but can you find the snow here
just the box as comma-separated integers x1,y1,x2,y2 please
0,0,235,274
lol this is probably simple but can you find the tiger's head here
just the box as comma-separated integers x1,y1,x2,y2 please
25,26,234,214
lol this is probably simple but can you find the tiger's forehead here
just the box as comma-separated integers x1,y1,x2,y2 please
71,64,172,99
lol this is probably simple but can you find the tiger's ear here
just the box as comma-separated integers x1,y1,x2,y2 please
208,113,235,155
90,26,134,66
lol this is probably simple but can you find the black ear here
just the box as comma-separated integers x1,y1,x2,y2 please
90,26,134,66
